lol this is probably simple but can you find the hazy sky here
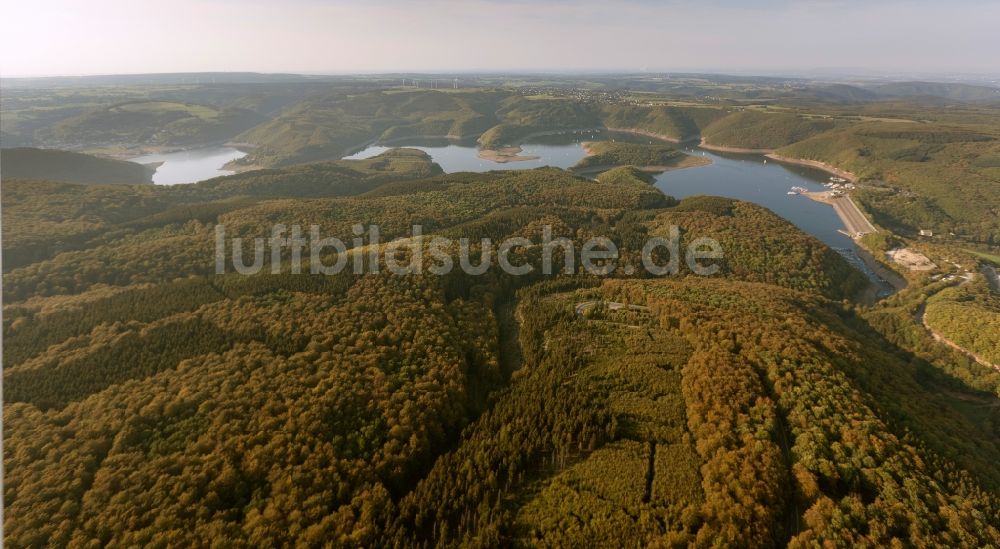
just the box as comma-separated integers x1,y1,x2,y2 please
2,0,998,77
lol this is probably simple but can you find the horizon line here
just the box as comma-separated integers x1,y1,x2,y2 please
4,69,1000,81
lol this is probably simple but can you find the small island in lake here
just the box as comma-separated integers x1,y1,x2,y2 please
477,146,541,163
573,141,711,175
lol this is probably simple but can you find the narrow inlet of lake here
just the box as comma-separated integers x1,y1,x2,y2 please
131,147,247,185
655,147,894,297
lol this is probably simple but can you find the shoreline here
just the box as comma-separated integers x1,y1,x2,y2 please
602,127,685,144
141,161,164,182
801,191,877,235
798,188,899,299
115,142,258,180
89,140,255,161
340,125,691,164
477,146,540,163
854,243,908,293
475,127,609,152
513,127,609,143
341,133,471,159
480,126,689,151
572,156,712,176
381,133,467,145
216,143,263,174
573,141,712,175
222,158,264,173
765,153,858,183
698,139,773,155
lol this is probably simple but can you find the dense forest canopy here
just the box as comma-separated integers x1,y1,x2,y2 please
4,141,1000,546
5,78,998,244
573,141,691,171
4,74,1000,546
0,147,155,185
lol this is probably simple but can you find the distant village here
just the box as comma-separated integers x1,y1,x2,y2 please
514,87,639,105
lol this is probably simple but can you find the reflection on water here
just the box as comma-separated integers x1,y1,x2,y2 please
655,148,894,296
655,149,844,246
346,134,893,296
131,147,247,185
343,132,613,172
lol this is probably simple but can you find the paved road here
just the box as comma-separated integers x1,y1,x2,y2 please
803,191,876,236
915,276,999,372
831,196,877,235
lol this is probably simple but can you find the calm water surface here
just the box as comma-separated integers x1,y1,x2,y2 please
131,147,247,185
347,134,892,294
655,149,845,247
343,134,601,172
656,147,893,295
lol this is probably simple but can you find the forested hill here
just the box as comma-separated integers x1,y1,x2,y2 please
3,150,999,546
38,100,267,150
573,141,691,171
0,147,154,185
6,82,999,247
0,148,441,272
386,279,1000,546
225,89,1000,246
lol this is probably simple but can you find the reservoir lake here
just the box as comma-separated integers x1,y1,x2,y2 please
131,146,247,185
343,135,590,172
346,133,893,295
